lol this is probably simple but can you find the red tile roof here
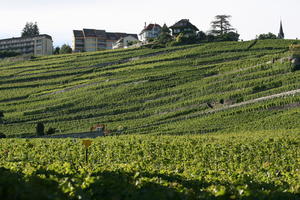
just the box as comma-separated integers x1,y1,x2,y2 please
140,24,162,34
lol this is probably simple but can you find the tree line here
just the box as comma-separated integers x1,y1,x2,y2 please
148,15,286,48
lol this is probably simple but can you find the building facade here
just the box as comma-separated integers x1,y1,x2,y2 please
139,23,162,42
170,19,199,37
0,35,53,56
73,29,138,52
112,35,139,49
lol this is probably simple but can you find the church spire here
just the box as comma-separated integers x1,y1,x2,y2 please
278,20,285,39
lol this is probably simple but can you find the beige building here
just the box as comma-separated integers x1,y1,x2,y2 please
112,35,139,49
73,29,138,52
0,35,53,56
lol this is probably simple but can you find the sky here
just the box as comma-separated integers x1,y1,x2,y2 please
0,0,299,47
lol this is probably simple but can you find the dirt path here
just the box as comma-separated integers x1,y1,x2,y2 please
24,131,103,139
140,88,300,129
202,88,300,115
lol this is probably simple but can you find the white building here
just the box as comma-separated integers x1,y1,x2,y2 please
113,35,139,49
139,23,162,42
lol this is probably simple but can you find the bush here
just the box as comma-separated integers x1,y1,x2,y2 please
0,111,3,123
258,33,277,40
59,44,72,54
0,132,6,138
36,122,45,136
46,127,56,135
0,51,21,59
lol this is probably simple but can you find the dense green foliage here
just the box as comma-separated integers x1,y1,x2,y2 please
0,131,299,199
0,40,299,199
21,22,39,37
0,39,299,136
36,122,45,136
258,33,278,40
0,51,21,59
60,44,73,54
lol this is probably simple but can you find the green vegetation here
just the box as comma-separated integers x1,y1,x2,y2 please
0,131,299,199
21,22,39,37
0,39,299,199
0,51,21,59
60,44,73,54
0,39,299,136
258,33,278,40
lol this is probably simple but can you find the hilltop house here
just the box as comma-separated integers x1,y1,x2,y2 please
112,35,139,49
139,23,162,42
170,19,199,37
73,29,138,52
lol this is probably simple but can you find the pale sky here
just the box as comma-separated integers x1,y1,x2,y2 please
0,0,299,46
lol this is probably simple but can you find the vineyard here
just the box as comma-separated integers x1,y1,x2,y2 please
0,39,300,199
1,40,300,136
0,131,299,199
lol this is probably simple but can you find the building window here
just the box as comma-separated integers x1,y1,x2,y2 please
174,29,181,33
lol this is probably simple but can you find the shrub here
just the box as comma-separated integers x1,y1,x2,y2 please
0,111,3,124
258,33,277,40
0,132,6,138
46,127,56,135
36,122,45,136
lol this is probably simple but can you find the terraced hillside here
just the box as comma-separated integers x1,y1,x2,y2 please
1,39,300,136
0,40,299,199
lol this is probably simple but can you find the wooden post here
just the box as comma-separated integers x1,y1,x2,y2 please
85,148,88,163
82,140,92,164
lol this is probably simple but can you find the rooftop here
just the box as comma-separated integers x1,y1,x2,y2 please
0,34,53,43
170,19,199,31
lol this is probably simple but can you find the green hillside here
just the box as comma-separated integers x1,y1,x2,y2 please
1,39,300,136
0,40,299,199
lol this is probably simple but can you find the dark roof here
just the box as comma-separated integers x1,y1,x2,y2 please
127,34,139,40
140,24,162,34
106,32,138,41
73,30,84,37
83,29,96,37
74,29,138,41
95,30,106,38
0,34,53,43
170,19,199,31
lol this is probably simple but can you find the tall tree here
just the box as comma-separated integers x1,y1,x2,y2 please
210,15,234,36
59,44,72,54
53,47,61,55
157,24,172,44
21,22,40,37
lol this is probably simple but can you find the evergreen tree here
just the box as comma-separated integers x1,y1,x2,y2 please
197,31,207,41
210,15,234,36
53,47,61,55
0,111,4,124
157,24,172,45
21,22,40,37
36,122,45,136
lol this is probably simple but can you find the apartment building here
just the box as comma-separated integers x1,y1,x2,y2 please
0,35,53,56
73,29,138,52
